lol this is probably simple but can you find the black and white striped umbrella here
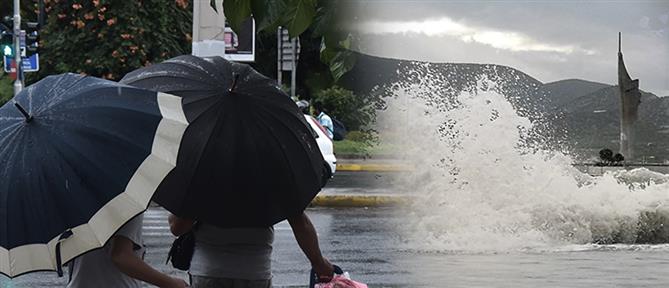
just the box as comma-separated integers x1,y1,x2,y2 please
0,73,188,278
121,55,328,228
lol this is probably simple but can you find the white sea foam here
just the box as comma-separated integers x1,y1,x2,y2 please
382,74,669,252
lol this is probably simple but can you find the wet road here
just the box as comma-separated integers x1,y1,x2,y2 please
1,171,411,287
0,206,407,288
4,171,669,287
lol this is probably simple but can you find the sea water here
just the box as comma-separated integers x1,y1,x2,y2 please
380,69,669,286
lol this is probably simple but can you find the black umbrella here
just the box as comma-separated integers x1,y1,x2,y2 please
120,55,328,228
0,73,188,278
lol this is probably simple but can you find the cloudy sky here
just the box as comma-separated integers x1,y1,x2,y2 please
343,0,669,96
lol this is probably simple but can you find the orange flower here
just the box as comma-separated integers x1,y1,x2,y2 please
70,20,85,29
176,0,188,9
72,3,82,10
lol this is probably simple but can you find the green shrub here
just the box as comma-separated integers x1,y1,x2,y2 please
312,85,374,131
345,130,371,142
0,75,13,105
35,0,192,81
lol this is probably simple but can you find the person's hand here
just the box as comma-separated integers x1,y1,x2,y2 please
313,257,334,282
163,277,189,288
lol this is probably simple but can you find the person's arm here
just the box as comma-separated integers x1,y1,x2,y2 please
287,212,334,279
110,236,188,288
168,214,195,236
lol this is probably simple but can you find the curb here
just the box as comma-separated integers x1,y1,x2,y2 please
310,195,412,207
336,163,413,172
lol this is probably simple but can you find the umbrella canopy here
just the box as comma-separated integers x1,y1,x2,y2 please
0,73,188,278
120,55,327,228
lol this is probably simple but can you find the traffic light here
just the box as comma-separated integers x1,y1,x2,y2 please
0,19,12,57
2,45,12,57
0,16,40,57
24,22,38,55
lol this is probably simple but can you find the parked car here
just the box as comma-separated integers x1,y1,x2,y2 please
304,114,337,177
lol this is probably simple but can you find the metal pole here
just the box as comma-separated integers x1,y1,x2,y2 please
290,37,296,98
38,0,44,27
277,27,282,85
13,0,23,95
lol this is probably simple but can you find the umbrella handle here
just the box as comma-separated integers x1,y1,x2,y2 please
13,102,33,123
229,74,240,92
55,230,73,277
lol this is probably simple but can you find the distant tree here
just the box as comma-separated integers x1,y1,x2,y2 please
0,75,12,105
0,1,37,24
219,0,356,81
599,148,614,163
35,0,192,82
613,153,625,163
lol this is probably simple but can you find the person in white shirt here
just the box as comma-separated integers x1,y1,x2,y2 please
313,102,333,139
67,214,188,288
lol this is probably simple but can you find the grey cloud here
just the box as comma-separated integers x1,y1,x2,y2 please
344,0,669,96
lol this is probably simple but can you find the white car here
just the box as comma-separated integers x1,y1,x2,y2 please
304,115,337,177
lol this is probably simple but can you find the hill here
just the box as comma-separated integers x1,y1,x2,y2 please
544,79,610,108
342,53,669,162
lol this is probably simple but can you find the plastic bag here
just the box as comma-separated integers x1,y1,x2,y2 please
314,272,368,288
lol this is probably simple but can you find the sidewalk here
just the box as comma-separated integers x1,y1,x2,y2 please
312,157,414,207
311,194,412,207
335,157,414,172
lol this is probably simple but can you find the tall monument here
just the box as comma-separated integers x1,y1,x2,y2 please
618,32,641,161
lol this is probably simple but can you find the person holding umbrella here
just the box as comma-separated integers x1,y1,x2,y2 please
0,73,191,286
169,212,333,287
68,214,188,288
120,55,337,287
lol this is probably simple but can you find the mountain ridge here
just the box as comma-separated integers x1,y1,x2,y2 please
342,53,669,161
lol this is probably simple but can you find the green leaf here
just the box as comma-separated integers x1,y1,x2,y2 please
282,0,316,38
319,33,352,63
329,49,356,82
210,0,218,13
251,0,286,32
338,34,352,49
319,37,337,64
224,0,252,34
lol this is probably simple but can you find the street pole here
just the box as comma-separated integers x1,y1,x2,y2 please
290,37,296,98
277,27,282,85
13,0,22,95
